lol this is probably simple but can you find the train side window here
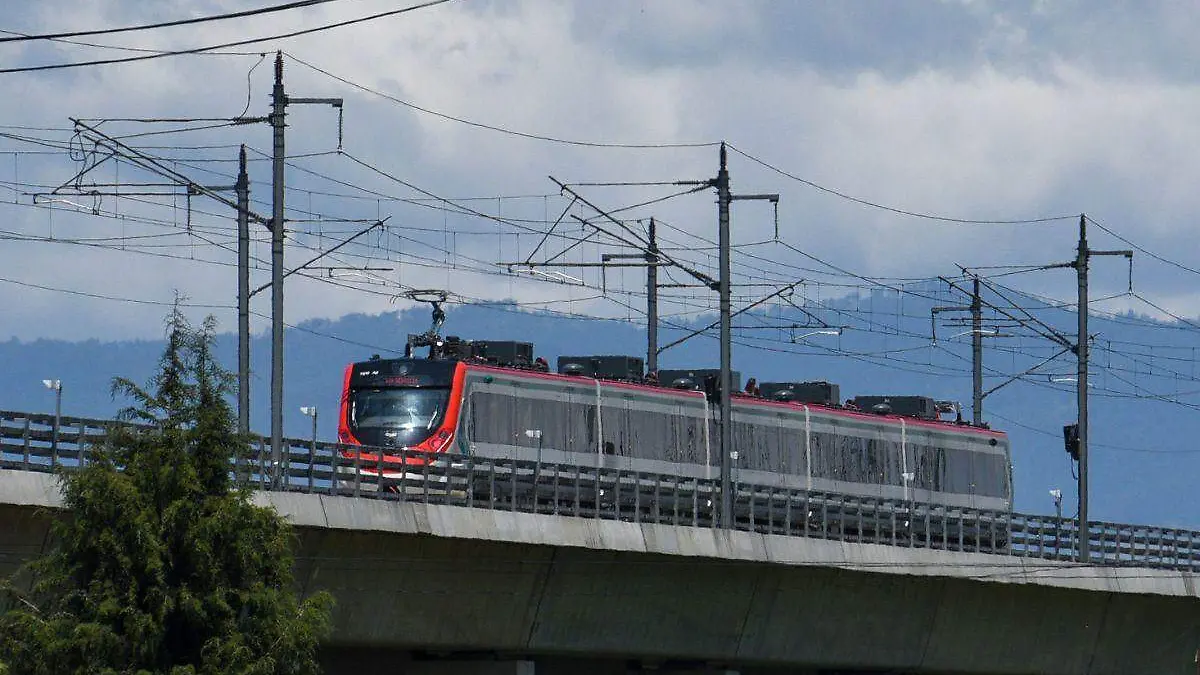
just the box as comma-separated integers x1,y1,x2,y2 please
942,447,971,494
974,450,1007,498
600,394,628,457
810,431,836,480
469,391,513,446
780,423,805,476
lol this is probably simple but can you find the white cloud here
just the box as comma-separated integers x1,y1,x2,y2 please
3,0,1200,344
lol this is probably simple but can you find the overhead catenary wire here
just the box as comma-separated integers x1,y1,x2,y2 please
0,0,454,74
1085,214,1200,278
284,52,721,149
9,104,1200,422
0,0,351,43
725,143,1079,225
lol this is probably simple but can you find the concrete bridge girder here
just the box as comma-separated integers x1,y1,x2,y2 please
1,470,1198,674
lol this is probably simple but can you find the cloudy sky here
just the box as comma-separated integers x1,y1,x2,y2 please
2,0,1199,343
6,1,1200,526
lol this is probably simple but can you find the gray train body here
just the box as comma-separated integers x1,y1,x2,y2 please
456,364,1013,513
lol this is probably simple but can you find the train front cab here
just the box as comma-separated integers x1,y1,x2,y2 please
336,358,467,491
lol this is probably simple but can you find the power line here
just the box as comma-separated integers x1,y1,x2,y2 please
284,52,721,149
1130,292,1200,332
1085,214,1200,278
725,143,1077,225
0,0,454,74
0,271,409,354
0,274,234,309
987,411,1200,455
0,29,266,57
0,0,348,44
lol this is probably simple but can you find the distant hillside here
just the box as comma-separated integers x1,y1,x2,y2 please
3,294,1198,529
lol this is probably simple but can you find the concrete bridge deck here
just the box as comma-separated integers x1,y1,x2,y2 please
2,469,1198,675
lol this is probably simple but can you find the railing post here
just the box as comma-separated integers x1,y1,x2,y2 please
511,457,519,513
767,486,777,535
281,439,291,491
421,449,431,504
329,444,340,496
549,461,558,515
654,473,661,525
352,449,362,496
1081,520,1090,563
672,475,680,525
988,509,996,552
490,458,498,511
306,441,315,493
257,440,267,489
22,417,31,469
613,468,622,521
77,421,86,467
785,488,794,536
467,452,477,509
887,500,896,547
802,491,811,538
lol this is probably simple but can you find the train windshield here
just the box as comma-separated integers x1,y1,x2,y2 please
347,387,449,447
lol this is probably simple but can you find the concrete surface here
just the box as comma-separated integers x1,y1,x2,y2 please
3,469,1199,675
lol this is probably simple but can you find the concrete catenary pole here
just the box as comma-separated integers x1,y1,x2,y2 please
646,217,659,375
1075,213,1089,562
236,145,250,437
269,52,287,483
971,277,983,426
1072,213,1132,562
716,144,733,527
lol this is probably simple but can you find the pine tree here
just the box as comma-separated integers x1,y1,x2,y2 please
0,309,333,675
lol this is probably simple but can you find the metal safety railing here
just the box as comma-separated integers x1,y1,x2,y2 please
2,409,1198,572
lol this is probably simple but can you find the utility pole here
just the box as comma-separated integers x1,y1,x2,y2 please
1075,214,1089,562
646,217,659,374
269,53,286,484
537,166,777,528
236,145,250,437
715,143,779,527
716,145,734,528
267,51,343,483
971,276,983,425
1071,213,1132,563
507,208,663,371
933,275,1005,425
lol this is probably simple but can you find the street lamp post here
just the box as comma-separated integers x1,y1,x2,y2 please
1049,488,1066,558
42,379,62,463
791,328,843,343
300,406,318,464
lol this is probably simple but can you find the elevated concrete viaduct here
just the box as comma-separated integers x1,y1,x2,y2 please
2,469,1198,675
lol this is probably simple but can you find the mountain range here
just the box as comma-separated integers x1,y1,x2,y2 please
3,291,1197,529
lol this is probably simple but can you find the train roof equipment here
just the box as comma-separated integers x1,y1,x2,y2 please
657,368,742,393
760,381,840,406
557,355,645,381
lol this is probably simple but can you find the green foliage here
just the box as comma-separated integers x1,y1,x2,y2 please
0,308,333,675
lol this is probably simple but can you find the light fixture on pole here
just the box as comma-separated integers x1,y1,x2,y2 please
300,406,318,453
1049,487,1066,559
1050,376,1094,388
42,379,62,460
949,328,1001,340
791,328,842,343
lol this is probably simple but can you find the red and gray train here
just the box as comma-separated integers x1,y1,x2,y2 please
336,336,1012,514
